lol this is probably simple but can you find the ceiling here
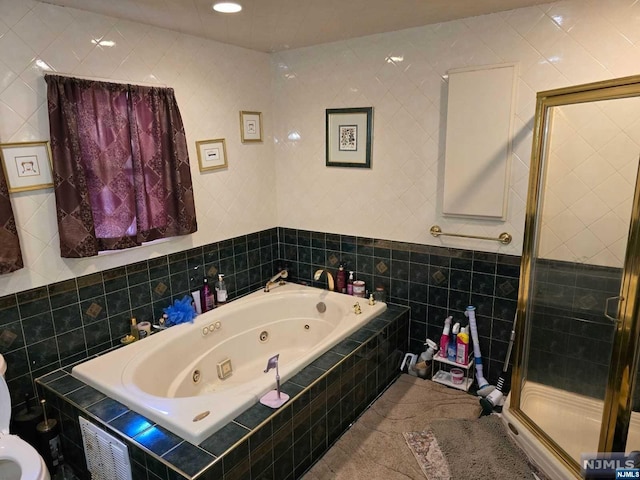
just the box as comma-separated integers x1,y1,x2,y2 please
40,0,554,53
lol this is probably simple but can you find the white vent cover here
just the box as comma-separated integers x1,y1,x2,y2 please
79,417,132,480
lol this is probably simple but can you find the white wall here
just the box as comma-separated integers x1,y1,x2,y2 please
540,98,640,267
1,0,639,296
0,1,276,295
272,0,640,259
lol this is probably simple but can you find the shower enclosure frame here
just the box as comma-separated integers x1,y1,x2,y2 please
511,74,640,477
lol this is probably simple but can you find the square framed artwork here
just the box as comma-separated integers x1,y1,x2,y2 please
326,107,373,168
0,141,54,193
196,138,228,172
239,111,263,143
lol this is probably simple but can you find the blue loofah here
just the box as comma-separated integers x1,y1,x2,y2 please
163,296,197,326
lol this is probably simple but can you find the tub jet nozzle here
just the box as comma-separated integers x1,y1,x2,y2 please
260,354,290,409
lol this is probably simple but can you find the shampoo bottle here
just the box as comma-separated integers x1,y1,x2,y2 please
215,274,228,305
347,271,354,295
336,263,347,293
439,316,452,358
201,277,215,313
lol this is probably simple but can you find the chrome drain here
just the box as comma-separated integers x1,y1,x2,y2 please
259,330,269,342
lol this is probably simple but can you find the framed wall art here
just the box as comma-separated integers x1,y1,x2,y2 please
196,138,228,172
326,107,373,168
0,141,54,193
240,111,263,143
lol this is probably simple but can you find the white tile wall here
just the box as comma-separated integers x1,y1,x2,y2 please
0,0,276,295
540,98,640,267
272,0,640,265
1,0,639,295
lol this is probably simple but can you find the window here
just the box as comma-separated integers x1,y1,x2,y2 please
45,75,197,258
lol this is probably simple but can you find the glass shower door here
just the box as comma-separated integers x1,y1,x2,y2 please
518,95,640,465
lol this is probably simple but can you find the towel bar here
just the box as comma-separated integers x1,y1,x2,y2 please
429,225,512,245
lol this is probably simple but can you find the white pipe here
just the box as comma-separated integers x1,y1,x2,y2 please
465,305,493,395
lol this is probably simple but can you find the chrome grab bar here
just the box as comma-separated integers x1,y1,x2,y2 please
430,225,512,245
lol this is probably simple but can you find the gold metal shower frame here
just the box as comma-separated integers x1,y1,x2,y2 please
511,74,640,478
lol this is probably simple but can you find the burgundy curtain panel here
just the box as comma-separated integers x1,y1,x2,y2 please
0,165,23,273
45,75,196,257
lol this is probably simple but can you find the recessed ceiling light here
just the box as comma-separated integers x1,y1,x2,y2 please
213,2,242,13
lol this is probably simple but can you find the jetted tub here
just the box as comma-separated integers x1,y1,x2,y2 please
72,283,386,444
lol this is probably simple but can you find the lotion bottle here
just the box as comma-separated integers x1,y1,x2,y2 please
336,263,347,293
215,274,228,305
200,277,214,313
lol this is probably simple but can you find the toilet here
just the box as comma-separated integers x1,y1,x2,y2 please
0,354,51,480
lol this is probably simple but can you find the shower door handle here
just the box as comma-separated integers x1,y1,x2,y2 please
605,295,624,323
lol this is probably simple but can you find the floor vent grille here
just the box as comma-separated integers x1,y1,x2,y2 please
79,417,132,480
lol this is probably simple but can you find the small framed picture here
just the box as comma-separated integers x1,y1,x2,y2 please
240,111,263,143
326,107,373,168
0,141,54,193
196,138,228,172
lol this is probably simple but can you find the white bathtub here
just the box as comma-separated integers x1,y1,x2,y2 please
72,283,386,444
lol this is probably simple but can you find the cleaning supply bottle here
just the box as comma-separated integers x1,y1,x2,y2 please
456,326,469,364
215,274,227,305
347,271,354,295
448,322,460,361
416,338,438,378
336,263,347,293
420,339,438,363
439,316,452,358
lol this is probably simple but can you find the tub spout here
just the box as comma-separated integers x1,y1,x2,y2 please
265,269,288,292
314,269,335,291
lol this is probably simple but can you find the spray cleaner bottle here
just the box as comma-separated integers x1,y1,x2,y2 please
416,339,438,378
439,316,452,358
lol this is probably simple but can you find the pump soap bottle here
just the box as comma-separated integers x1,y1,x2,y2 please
215,274,228,305
347,271,354,295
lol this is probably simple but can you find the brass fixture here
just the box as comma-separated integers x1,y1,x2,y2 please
429,225,512,245
313,269,335,291
265,269,288,292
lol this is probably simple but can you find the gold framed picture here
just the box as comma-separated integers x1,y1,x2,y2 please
0,141,54,193
240,111,263,143
196,138,228,172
